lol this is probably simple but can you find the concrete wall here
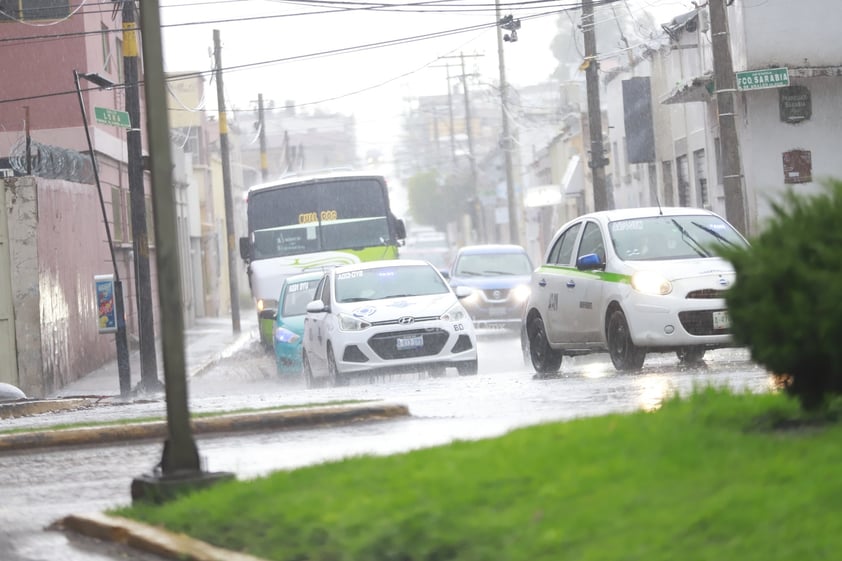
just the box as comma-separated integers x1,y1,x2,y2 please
4,176,114,397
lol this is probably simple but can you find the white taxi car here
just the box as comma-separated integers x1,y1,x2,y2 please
521,207,749,373
302,260,478,387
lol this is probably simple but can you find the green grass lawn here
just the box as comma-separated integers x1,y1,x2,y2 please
112,388,842,561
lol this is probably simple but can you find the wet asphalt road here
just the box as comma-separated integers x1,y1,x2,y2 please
1,329,774,561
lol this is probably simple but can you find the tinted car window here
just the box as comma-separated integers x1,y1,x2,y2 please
577,221,605,262
547,223,581,266
454,252,532,276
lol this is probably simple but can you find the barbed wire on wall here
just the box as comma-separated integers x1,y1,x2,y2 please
8,137,95,184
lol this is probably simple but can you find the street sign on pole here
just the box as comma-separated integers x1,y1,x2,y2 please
94,106,131,128
735,67,789,91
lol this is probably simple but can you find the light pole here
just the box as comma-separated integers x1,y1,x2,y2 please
495,4,520,245
73,70,131,398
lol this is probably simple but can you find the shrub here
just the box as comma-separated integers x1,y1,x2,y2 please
717,179,842,411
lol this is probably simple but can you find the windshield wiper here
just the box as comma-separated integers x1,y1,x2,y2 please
691,221,741,249
341,297,372,303
670,218,710,257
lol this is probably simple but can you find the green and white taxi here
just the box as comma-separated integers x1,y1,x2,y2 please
521,207,749,373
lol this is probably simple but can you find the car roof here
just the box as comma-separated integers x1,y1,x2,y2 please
330,259,431,275
283,271,325,285
583,206,721,223
455,244,527,255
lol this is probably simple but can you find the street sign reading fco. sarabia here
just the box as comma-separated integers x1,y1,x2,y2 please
735,67,790,91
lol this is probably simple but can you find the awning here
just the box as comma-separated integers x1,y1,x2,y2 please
524,184,562,208
660,72,714,104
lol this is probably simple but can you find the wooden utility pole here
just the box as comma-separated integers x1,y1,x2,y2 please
122,0,160,393
494,0,519,244
582,0,609,211
257,93,269,182
213,29,241,334
709,0,747,234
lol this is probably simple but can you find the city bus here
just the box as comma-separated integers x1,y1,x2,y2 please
239,171,406,346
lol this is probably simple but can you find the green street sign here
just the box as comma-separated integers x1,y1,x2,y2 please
94,106,131,129
735,67,789,91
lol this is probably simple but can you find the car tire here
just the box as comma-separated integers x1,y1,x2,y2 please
327,346,349,387
456,360,478,376
528,316,562,374
676,347,706,364
302,352,316,389
606,309,646,371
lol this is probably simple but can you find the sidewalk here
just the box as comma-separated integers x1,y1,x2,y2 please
48,314,258,399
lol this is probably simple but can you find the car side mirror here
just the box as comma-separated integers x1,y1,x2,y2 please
239,237,250,261
439,269,450,280
306,300,326,313
577,253,603,271
259,308,277,321
395,218,407,241
454,285,473,299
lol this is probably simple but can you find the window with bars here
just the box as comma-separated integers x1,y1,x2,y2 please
0,0,69,21
111,186,124,243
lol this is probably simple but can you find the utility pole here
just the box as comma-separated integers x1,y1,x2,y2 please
709,0,747,234
430,62,458,164
132,0,233,503
122,0,161,393
257,93,269,182
582,0,609,211
213,29,241,334
495,2,519,245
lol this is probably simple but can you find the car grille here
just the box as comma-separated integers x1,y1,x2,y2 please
678,309,730,336
371,315,439,326
368,328,448,359
482,288,510,301
685,289,727,299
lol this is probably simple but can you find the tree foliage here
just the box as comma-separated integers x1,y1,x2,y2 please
405,171,465,232
716,179,842,411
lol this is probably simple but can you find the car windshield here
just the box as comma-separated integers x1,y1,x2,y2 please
609,215,748,261
454,251,532,276
335,265,449,303
281,278,321,316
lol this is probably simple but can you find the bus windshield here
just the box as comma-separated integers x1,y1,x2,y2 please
248,177,391,260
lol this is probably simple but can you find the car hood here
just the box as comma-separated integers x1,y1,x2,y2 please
339,293,458,322
277,315,305,335
450,274,531,290
622,256,735,281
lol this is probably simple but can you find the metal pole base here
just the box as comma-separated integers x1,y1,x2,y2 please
130,470,235,504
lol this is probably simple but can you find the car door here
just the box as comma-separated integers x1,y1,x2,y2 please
304,275,331,375
534,222,581,345
569,220,607,343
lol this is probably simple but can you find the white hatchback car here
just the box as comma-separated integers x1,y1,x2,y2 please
521,207,749,373
302,260,478,387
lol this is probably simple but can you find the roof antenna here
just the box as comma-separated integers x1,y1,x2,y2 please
654,188,663,216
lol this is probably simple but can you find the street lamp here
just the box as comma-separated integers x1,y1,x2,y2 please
73,69,131,398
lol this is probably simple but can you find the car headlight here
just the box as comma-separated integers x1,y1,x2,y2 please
440,303,468,322
338,313,371,331
511,284,531,302
274,326,301,344
630,270,673,295
257,298,278,313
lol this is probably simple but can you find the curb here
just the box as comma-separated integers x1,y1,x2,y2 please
55,512,272,561
0,397,99,419
0,403,410,452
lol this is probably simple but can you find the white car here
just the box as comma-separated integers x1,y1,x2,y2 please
521,207,750,373
302,260,478,387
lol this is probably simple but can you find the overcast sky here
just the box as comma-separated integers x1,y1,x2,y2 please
160,0,693,159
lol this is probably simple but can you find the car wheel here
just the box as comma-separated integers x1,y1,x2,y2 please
327,346,349,387
302,352,316,389
456,360,478,376
606,309,645,371
528,316,562,374
676,347,706,364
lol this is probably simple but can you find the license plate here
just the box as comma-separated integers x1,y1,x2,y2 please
396,335,424,350
712,310,730,330
488,307,508,317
